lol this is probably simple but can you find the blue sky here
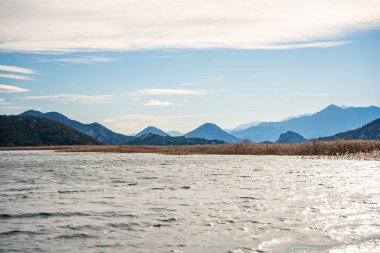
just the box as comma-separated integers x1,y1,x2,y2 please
1,1,380,134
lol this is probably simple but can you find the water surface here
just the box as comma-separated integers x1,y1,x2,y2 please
0,151,379,252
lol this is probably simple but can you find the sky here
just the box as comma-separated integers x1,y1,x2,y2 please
0,0,380,134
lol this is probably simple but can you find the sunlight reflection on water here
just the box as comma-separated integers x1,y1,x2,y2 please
0,151,379,252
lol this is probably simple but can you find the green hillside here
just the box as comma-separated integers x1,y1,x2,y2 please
0,115,100,146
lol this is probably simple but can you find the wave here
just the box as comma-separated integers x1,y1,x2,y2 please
0,212,89,220
0,230,43,238
55,233,97,239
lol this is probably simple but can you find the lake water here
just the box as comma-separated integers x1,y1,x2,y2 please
0,151,379,252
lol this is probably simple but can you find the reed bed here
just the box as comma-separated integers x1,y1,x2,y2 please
1,140,379,158
3,140,375,155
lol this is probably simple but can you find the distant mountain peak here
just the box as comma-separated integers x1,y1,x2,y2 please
135,126,169,137
185,122,241,143
200,122,218,128
22,109,41,113
20,110,43,116
323,104,342,111
327,104,340,108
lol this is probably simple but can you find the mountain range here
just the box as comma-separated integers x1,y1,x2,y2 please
231,105,380,142
18,110,238,144
0,115,99,146
20,110,132,145
14,105,380,146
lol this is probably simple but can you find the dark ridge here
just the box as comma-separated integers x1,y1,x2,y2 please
276,131,307,143
0,115,100,147
20,110,132,145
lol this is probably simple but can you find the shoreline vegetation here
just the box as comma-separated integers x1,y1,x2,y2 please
1,140,379,160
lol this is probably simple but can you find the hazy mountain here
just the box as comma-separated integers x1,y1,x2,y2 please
129,133,224,146
167,130,183,137
135,126,169,137
20,110,132,145
231,105,380,142
276,131,307,143
185,123,242,143
0,115,100,147
320,118,380,141
230,121,261,131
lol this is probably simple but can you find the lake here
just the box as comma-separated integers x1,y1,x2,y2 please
0,151,379,252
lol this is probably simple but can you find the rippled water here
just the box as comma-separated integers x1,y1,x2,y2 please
0,151,379,252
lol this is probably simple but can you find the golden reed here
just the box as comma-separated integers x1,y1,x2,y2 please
1,140,379,158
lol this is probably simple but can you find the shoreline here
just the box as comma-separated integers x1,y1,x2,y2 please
1,140,380,160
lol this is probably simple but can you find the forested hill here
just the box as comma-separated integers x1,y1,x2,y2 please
0,115,100,147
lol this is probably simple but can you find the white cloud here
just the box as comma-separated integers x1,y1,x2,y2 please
0,65,35,74
41,56,115,64
1,0,380,51
0,73,30,80
131,89,208,96
0,84,29,93
144,99,174,107
21,94,115,103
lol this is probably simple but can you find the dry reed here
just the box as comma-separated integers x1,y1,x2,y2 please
2,140,379,158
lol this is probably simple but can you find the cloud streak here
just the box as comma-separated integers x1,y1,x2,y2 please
0,73,30,80
0,84,29,93
1,0,379,51
0,65,35,74
144,99,174,107
21,94,115,103
131,89,208,96
41,56,116,64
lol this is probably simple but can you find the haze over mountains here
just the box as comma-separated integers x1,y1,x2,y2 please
167,131,183,137
231,105,380,142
